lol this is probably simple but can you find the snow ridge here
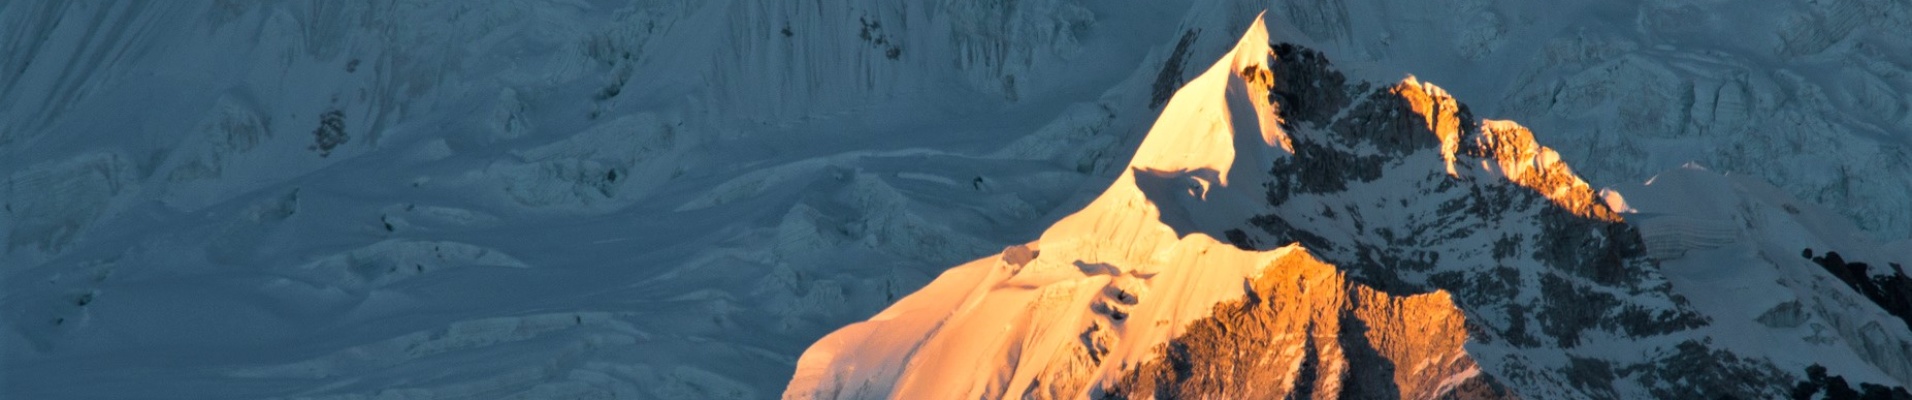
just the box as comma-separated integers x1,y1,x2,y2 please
786,15,1912,399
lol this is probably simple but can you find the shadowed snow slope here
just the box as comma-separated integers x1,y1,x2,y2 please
786,16,1912,399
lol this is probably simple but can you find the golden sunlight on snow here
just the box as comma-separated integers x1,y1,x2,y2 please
788,13,1617,400
1473,120,1622,223
1391,76,1620,223
786,17,1300,399
1394,76,1466,177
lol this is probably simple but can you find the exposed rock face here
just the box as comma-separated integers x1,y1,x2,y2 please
1808,250,1912,331
1233,36,1796,399
1104,248,1508,400
1793,364,1912,400
785,16,1907,400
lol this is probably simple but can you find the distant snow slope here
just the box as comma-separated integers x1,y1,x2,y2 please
0,1,1195,398
1,1,1907,399
787,15,1912,399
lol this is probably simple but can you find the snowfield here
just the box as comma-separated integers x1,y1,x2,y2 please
2,1,1908,399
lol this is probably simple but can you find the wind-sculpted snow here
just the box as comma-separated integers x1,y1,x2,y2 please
788,15,1910,399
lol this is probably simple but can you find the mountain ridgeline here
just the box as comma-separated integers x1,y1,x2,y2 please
785,17,1912,400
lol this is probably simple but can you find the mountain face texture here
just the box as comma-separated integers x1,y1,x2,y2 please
786,17,1912,399
6,2,1912,399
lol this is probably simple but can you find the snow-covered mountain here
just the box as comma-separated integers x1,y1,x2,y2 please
786,16,1912,400
1251,0,1912,241
2,1,1909,399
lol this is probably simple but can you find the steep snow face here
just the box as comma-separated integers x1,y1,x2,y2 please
787,18,1308,398
788,16,1911,399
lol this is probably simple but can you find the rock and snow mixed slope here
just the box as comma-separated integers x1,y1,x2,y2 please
3,1,1910,399
786,17,1912,399
1253,0,1912,241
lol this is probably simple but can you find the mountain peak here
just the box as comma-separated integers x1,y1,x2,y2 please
1122,12,1279,179
1474,119,1620,222
786,14,1912,399
784,17,1327,398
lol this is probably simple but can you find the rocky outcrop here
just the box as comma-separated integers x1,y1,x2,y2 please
1807,250,1912,331
1103,248,1508,400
